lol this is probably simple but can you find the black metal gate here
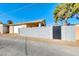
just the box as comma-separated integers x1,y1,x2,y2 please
53,26,61,39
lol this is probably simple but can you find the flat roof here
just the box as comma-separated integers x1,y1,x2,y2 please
9,19,45,26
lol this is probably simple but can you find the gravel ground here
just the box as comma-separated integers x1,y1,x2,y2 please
26,40,79,56
0,34,79,56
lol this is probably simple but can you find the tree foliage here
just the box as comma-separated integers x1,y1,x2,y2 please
7,20,13,24
53,3,79,25
0,21,3,24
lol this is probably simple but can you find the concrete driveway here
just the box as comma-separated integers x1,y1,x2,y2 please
0,38,26,56
0,34,79,56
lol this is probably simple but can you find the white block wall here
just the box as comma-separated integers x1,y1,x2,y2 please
61,26,76,41
19,26,77,41
14,25,26,33
19,26,53,39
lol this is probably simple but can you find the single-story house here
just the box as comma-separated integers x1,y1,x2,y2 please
1,18,79,41
0,19,46,34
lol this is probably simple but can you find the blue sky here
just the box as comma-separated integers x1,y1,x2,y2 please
0,3,79,26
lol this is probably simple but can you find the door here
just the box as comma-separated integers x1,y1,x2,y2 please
53,26,61,39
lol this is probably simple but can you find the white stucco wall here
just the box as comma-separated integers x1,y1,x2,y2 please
19,26,53,39
14,25,26,33
9,26,14,34
61,26,76,41
0,24,3,34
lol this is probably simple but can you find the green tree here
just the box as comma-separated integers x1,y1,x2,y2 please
7,20,13,24
54,3,75,25
0,21,3,24
72,4,79,18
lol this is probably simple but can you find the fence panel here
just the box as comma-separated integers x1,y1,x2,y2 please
19,26,53,39
61,26,76,41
